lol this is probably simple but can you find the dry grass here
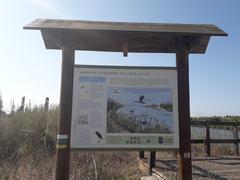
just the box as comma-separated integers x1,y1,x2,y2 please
191,144,236,157
0,106,144,180
1,152,143,180
1,104,238,179
70,151,143,180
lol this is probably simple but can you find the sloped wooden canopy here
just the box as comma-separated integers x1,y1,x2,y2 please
24,19,227,54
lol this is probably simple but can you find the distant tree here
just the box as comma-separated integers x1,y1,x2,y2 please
18,96,25,112
44,97,49,112
10,99,15,113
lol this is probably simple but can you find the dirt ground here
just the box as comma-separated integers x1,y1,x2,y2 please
141,152,240,180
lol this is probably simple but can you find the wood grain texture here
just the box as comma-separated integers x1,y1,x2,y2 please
55,48,75,180
191,121,240,126
176,37,192,180
24,19,227,36
24,19,227,53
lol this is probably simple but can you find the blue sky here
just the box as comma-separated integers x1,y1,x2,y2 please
0,0,239,116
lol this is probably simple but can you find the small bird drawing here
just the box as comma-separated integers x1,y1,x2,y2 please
135,95,145,104
95,131,103,143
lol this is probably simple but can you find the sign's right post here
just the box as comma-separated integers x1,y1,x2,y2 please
176,37,192,180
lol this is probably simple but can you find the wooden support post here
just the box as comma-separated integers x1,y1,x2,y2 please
139,151,145,159
205,122,211,156
55,47,75,180
234,125,239,156
148,151,156,175
176,37,192,180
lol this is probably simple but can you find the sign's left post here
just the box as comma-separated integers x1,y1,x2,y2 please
55,47,75,180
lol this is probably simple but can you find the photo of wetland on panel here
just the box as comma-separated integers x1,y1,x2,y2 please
107,86,174,134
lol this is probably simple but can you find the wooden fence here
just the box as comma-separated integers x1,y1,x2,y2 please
140,120,240,174
191,120,240,156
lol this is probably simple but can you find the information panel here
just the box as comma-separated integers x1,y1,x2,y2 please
70,65,179,149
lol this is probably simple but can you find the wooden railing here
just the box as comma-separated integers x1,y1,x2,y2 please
140,120,240,174
191,120,240,156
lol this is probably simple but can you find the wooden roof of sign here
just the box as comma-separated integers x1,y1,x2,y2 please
24,19,227,54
